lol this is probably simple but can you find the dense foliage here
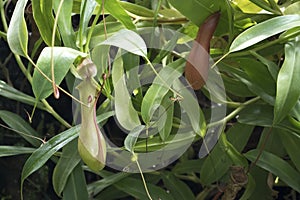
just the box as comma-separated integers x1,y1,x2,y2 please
1,0,300,199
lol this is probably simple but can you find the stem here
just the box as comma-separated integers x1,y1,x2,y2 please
0,0,8,31
84,5,102,53
207,96,260,128
133,153,153,200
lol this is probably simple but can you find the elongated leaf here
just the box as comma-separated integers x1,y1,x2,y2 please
63,162,89,200
7,0,28,57
200,141,231,185
32,47,87,100
97,0,135,30
53,0,76,48
141,58,185,124
230,15,300,52
274,39,300,124
162,172,195,200
0,146,35,157
114,176,173,200
245,149,300,193
53,140,81,196
168,0,228,35
278,130,300,172
112,55,141,130
21,111,114,192
124,125,145,152
87,172,129,196
76,0,97,48
0,80,45,110
32,0,60,46
0,110,41,147
101,29,146,57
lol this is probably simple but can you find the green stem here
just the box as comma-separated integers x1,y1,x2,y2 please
208,96,260,128
0,31,6,40
85,5,102,53
0,0,8,31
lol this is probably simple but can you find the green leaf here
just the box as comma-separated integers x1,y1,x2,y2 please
278,130,300,172
0,80,45,110
53,0,76,48
32,0,60,46
76,0,97,48
21,111,114,193
124,125,145,152
101,29,147,57
141,58,185,124
7,0,28,57
0,110,41,147
162,172,195,200
226,123,254,152
274,39,300,124
112,55,141,130
99,0,136,30
168,0,228,35
229,15,300,52
200,141,231,185
114,176,173,200
244,149,300,193
62,162,89,200
53,140,81,197
240,173,256,200
32,47,87,100
87,172,129,196
0,146,35,157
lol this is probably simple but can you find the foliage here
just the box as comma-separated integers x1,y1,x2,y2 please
1,0,300,199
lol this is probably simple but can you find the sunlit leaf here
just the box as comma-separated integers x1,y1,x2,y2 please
229,15,300,52
101,0,135,30
76,0,97,48
32,0,60,46
274,38,300,124
32,47,87,100
101,29,147,57
7,0,28,57
112,55,141,130
21,111,114,193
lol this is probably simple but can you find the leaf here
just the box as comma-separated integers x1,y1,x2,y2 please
62,162,89,200
274,39,300,124
87,172,129,196
53,0,76,48
99,0,135,30
101,29,146,57
114,176,174,200
0,110,41,147
76,0,97,48
141,58,185,124
0,80,45,110
168,0,229,35
21,111,114,192
244,149,300,193
32,47,87,100
226,123,254,152
112,55,141,130
200,141,231,185
124,125,145,152
240,173,256,200
0,146,35,157
229,15,300,52
7,0,28,57
53,140,81,197
173,79,206,137
162,172,195,200
278,130,300,172
32,0,61,46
